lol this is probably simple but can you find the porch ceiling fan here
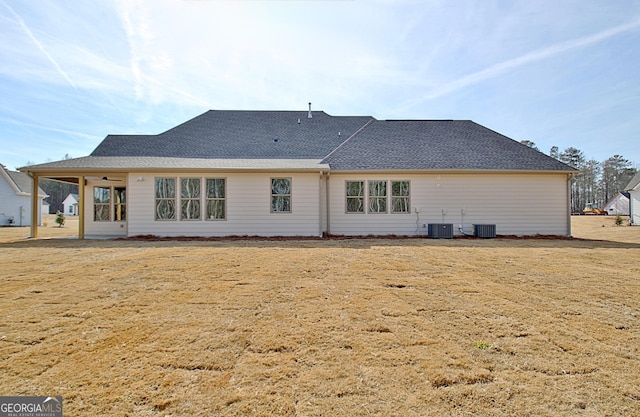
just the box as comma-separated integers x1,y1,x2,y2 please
101,176,123,182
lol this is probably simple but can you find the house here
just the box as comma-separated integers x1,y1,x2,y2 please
603,192,630,216
20,108,576,239
625,172,640,225
62,193,79,216
1,163,48,226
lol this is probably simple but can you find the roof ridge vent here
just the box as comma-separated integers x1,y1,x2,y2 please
307,102,313,119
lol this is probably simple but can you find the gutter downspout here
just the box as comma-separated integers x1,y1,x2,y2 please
325,171,331,237
319,171,323,237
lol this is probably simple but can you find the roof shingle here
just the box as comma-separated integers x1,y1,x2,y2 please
25,110,575,173
322,120,574,171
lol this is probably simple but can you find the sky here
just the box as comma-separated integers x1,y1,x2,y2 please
1,0,639,171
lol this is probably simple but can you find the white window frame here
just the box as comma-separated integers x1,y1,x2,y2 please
180,177,202,221
205,178,226,221
155,177,177,221
270,177,292,213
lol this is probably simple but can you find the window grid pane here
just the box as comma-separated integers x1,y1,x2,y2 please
368,181,387,213
155,178,176,220
271,178,291,213
180,178,201,220
346,181,364,213
206,178,226,220
94,204,110,221
114,187,126,221
391,181,410,213
94,187,110,221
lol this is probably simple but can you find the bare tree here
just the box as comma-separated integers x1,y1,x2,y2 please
560,147,585,213
601,155,635,203
520,140,539,151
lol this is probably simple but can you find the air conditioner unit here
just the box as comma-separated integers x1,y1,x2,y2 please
428,223,453,239
472,224,496,238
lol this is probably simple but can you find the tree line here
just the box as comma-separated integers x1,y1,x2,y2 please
39,178,78,214
521,141,637,214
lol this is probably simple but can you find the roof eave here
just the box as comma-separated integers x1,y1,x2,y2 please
328,168,577,175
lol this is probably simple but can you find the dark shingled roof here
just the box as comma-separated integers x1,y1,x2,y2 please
80,110,575,172
91,110,374,160
2,166,46,195
322,120,574,171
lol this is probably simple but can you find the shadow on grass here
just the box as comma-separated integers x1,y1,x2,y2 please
2,234,639,250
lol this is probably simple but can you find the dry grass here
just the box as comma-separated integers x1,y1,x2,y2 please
1,216,639,416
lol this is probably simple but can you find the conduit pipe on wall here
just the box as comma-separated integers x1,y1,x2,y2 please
323,171,330,237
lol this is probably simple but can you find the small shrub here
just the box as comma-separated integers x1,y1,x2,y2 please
55,211,65,227
475,341,491,350
614,215,624,226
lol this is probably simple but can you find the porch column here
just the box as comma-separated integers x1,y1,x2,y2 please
78,176,85,239
30,174,38,238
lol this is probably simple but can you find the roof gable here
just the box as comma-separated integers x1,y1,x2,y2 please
1,163,46,196
625,171,640,191
91,110,374,160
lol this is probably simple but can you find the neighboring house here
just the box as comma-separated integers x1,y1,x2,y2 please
0,163,47,226
20,109,576,238
42,201,50,215
63,193,79,216
603,192,630,216
625,172,640,225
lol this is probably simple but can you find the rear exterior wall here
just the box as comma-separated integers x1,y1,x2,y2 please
124,171,323,237
327,172,571,236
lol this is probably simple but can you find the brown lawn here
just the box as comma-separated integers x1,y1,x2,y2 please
1,216,639,416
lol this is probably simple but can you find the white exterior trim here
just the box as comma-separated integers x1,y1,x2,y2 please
1,165,43,226
630,191,640,225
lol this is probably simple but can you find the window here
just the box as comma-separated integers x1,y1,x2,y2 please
206,178,226,220
94,187,110,221
180,178,201,220
271,178,291,213
114,187,126,221
391,181,410,213
368,180,387,213
346,181,365,213
155,178,176,220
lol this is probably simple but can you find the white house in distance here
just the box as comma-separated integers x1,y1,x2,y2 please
1,163,47,226
625,172,640,225
63,193,79,216
20,107,576,239
603,192,630,216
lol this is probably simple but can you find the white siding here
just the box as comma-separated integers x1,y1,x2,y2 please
328,173,571,236
84,178,128,236
62,194,78,216
603,193,630,216
0,175,39,226
631,191,640,225
126,172,322,237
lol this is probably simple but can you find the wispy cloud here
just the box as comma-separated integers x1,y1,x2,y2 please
397,16,640,111
116,0,174,102
0,0,77,90
0,116,101,142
